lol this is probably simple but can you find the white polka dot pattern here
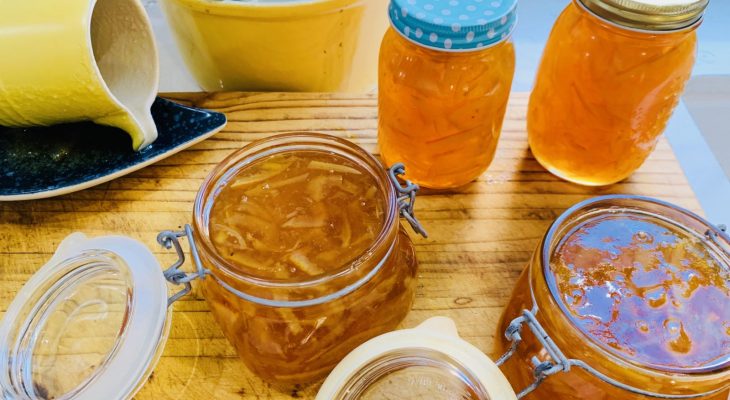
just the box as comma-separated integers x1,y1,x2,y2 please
388,0,517,51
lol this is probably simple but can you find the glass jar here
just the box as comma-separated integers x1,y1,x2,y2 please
0,133,427,398
527,0,706,186
496,195,730,399
190,133,425,385
378,0,517,189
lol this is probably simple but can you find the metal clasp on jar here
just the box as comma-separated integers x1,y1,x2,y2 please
158,164,427,306
705,224,728,255
388,162,428,238
496,306,724,399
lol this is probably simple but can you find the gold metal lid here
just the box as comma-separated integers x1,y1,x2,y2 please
579,0,708,31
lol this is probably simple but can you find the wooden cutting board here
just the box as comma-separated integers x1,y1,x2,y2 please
0,92,701,399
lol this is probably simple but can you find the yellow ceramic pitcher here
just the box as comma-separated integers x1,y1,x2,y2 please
0,0,159,150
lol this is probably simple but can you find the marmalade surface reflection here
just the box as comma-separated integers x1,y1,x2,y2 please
551,214,730,371
497,197,730,399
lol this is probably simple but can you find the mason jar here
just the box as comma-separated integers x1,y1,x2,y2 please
378,0,517,188
317,317,517,400
527,0,707,186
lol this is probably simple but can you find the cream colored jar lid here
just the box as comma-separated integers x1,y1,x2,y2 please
316,317,517,400
579,0,708,31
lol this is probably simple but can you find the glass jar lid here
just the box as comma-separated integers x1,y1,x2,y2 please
578,0,708,31
317,317,517,400
0,233,170,400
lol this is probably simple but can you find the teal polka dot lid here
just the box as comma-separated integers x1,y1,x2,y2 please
388,0,517,51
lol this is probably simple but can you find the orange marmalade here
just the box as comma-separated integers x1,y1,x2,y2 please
527,1,700,186
497,196,730,399
378,0,517,189
209,151,385,280
551,214,730,372
193,134,419,385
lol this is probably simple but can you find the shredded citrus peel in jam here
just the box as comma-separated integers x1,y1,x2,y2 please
378,28,515,189
209,151,385,280
202,149,418,384
527,3,697,186
551,214,730,371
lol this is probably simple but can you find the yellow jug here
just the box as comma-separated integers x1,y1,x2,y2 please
0,0,159,150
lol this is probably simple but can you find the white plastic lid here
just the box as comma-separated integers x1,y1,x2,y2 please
0,233,170,400
317,317,517,400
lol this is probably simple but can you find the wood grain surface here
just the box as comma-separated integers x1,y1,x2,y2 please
0,92,702,399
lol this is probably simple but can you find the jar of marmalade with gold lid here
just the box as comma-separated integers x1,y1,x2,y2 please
378,0,517,189
528,0,707,186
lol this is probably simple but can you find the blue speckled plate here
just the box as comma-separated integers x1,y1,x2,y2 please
0,97,227,201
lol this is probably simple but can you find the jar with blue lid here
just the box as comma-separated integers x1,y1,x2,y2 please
378,0,517,189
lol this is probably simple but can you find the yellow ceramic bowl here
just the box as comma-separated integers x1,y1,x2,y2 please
161,0,388,92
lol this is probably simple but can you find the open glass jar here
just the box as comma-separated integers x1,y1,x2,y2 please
184,133,426,384
496,195,730,399
314,195,730,400
0,133,427,398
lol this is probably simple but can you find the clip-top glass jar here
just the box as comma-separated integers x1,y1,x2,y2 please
496,195,730,399
0,133,428,399
378,0,517,189
315,195,729,400
527,0,707,186
186,133,425,384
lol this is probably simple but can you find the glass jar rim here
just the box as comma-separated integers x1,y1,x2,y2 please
191,132,399,291
540,194,730,377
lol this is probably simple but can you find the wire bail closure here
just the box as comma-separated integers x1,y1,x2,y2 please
495,307,721,399
705,224,729,255
388,163,428,238
157,225,209,306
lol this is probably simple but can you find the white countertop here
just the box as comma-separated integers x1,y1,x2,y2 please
143,0,730,223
